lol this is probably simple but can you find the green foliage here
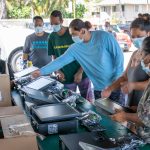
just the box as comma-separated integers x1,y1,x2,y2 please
7,0,31,19
5,0,87,19
61,4,87,18
76,4,87,18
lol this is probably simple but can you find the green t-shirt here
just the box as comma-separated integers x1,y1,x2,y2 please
48,28,87,84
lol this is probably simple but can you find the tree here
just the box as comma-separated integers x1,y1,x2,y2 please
7,0,31,19
0,0,7,19
76,4,87,18
26,0,69,18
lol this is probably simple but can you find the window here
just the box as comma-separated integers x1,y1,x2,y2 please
122,5,125,12
102,6,107,12
113,6,116,12
135,5,139,12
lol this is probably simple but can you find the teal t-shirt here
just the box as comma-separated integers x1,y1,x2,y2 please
48,28,87,84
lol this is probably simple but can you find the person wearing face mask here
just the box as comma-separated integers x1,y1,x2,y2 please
23,16,51,68
32,18,124,102
102,17,150,108
47,10,93,102
110,43,150,143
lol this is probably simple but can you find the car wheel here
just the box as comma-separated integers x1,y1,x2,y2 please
8,47,24,73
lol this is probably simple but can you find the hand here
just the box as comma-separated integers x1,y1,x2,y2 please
55,70,65,82
110,109,127,123
120,82,135,94
31,70,41,78
23,60,27,69
74,72,82,83
101,87,112,98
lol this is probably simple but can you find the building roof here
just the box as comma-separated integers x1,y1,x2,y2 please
97,0,150,6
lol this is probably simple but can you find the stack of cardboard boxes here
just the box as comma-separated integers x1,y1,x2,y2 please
0,74,38,150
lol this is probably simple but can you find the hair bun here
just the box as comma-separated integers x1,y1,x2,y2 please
84,21,92,30
142,13,150,22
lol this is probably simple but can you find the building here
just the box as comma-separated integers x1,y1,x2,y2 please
95,0,150,23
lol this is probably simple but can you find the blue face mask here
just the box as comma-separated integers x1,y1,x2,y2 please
35,26,44,34
141,59,150,74
72,36,84,43
53,24,61,32
133,37,145,49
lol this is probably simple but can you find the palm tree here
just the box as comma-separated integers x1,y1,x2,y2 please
26,0,69,17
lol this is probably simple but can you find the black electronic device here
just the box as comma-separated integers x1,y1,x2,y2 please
95,98,135,115
31,103,81,135
31,115,78,135
21,76,64,102
59,132,119,150
23,89,60,105
25,101,35,119
31,103,81,122
82,123,106,132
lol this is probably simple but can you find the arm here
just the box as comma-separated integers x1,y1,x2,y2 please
131,80,149,91
111,111,143,126
120,50,148,93
23,36,30,61
40,49,75,75
23,53,29,61
74,67,84,83
125,113,143,125
22,36,30,68
76,67,83,74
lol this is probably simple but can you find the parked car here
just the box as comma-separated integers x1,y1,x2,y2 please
115,31,132,52
0,26,33,72
117,23,131,36
109,25,132,51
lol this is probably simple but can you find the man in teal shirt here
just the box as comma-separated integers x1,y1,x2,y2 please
33,19,124,102
48,10,92,101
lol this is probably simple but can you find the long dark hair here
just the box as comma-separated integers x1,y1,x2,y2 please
142,36,150,54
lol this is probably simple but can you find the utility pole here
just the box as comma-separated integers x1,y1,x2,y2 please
147,0,149,13
119,0,123,23
72,0,76,18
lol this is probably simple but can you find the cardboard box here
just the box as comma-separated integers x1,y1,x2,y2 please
0,74,12,107
0,106,23,118
0,114,38,150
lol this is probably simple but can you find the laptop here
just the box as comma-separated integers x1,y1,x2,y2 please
94,98,134,115
26,77,55,90
14,66,38,78
31,103,81,122
59,132,119,150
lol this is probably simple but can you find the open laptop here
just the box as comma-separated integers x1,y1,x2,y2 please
14,66,38,78
25,77,55,90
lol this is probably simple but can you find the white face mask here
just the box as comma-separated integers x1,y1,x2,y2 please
133,37,145,49
72,36,84,43
52,24,61,32
35,26,44,34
